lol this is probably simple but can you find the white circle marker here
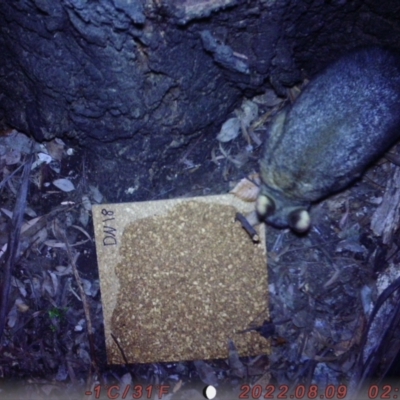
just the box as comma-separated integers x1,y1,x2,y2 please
204,385,217,399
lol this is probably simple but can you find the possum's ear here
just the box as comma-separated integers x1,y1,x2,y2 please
256,194,275,220
288,209,310,233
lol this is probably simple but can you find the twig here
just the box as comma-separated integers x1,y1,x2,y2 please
235,212,259,242
0,154,34,342
0,162,25,191
62,236,99,391
111,333,129,365
353,277,400,396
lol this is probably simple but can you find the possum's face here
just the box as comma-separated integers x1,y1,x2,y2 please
257,108,312,233
256,188,311,233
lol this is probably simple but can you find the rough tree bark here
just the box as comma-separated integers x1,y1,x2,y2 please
0,0,400,201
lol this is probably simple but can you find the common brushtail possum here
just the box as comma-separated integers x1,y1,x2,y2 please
257,47,400,233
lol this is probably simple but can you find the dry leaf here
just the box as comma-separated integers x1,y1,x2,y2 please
89,185,103,204
12,277,27,297
70,224,92,242
32,152,52,169
5,149,21,165
25,206,37,218
193,360,218,387
1,207,13,219
218,143,249,168
53,178,75,192
21,215,43,234
44,240,67,249
237,99,258,128
230,174,260,202
0,243,7,259
7,306,18,328
46,138,65,161
31,227,48,251
74,319,85,332
253,88,283,107
15,298,29,313
55,265,73,275
228,340,246,378
79,208,89,227
82,195,91,211
4,130,33,153
216,117,241,142
43,271,59,297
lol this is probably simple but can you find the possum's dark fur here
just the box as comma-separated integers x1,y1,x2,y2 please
257,47,400,232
